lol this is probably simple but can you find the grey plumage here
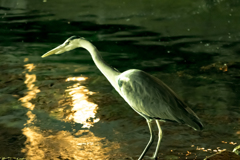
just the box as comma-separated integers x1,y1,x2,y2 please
118,69,203,131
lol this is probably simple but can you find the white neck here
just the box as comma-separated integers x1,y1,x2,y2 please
80,39,121,92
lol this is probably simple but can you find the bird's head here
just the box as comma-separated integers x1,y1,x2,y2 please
41,36,86,58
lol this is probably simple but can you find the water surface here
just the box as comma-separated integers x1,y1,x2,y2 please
0,0,240,159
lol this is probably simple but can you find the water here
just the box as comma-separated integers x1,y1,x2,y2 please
0,0,240,159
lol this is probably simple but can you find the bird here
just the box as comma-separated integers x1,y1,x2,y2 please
41,36,203,160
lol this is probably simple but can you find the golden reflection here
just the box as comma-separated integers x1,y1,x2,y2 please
222,140,237,145
24,63,36,72
65,76,100,128
19,63,40,111
186,150,191,156
194,140,237,154
196,146,226,153
19,62,42,159
21,127,45,160
24,57,29,62
219,63,228,72
66,76,87,81
22,128,119,160
19,63,117,159
19,64,40,110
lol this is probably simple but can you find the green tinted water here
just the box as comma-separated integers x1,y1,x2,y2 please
0,0,240,159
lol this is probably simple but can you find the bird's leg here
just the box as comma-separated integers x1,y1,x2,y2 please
138,119,154,160
151,120,162,159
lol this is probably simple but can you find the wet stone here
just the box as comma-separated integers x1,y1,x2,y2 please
204,150,240,160
233,145,240,156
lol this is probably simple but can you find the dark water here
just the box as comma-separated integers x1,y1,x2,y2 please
0,0,240,159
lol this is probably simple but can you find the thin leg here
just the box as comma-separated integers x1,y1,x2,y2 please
138,119,154,160
152,120,162,159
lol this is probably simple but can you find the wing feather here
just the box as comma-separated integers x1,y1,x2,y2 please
118,69,203,130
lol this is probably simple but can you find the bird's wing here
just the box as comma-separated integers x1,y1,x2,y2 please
118,70,202,130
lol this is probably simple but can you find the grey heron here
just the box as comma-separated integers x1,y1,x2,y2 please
41,36,203,160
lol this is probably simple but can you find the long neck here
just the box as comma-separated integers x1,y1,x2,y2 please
80,40,121,92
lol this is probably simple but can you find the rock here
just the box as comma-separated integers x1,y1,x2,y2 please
233,145,240,155
204,150,240,160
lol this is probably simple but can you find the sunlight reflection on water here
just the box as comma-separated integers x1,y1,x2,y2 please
1,0,240,159
65,76,100,128
18,60,118,159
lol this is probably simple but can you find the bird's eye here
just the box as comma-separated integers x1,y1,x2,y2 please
65,41,70,45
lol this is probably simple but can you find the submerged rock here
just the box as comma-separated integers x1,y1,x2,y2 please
233,145,240,155
204,150,240,160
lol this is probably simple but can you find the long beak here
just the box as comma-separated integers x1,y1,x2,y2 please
41,44,65,58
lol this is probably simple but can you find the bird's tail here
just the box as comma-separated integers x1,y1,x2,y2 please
184,106,203,131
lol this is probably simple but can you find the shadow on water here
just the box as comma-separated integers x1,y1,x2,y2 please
0,0,240,159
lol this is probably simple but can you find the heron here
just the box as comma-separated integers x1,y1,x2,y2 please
41,36,203,160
